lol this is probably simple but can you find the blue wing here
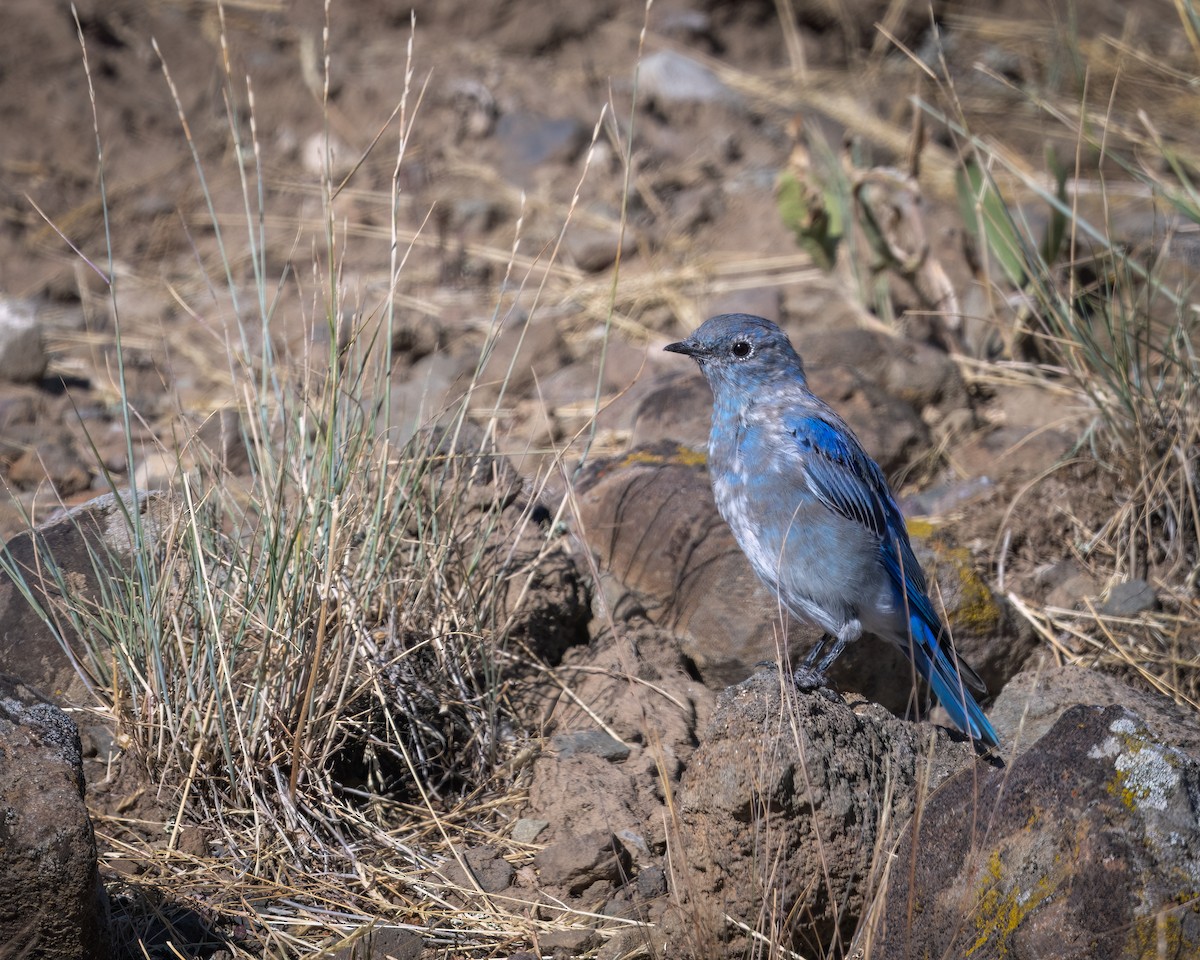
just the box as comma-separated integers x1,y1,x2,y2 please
785,411,995,745
785,414,889,538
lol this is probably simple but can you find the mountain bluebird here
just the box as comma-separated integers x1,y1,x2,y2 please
665,313,998,746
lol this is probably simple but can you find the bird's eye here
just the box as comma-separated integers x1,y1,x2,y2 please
731,340,753,359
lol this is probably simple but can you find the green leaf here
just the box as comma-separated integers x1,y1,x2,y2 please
777,168,841,271
1040,145,1069,266
956,160,1030,287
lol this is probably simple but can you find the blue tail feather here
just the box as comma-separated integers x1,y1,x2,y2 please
906,614,999,748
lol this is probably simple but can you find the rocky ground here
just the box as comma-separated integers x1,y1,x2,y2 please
2,0,1199,958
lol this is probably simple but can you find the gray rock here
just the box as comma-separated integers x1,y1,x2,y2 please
552,729,631,762
564,224,634,273
511,818,550,844
702,287,783,327
1037,558,1103,610
1099,578,1158,616
991,664,1200,758
859,702,1200,959
437,844,515,895
0,297,48,383
636,864,667,899
638,51,738,106
0,384,40,430
0,489,175,705
470,310,571,408
0,675,109,957
493,111,585,186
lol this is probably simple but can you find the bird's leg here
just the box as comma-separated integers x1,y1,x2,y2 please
802,634,829,667
815,636,849,674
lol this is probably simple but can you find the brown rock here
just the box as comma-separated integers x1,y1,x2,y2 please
629,374,713,451
437,844,515,895
7,433,92,497
528,750,655,848
575,444,818,687
524,617,709,864
534,831,632,895
539,927,600,956
0,675,108,957
669,672,979,955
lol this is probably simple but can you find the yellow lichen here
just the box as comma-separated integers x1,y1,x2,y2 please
1123,900,1200,958
927,542,1002,633
1106,765,1141,810
672,445,708,468
906,517,936,540
967,849,1052,957
952,559,1003,632
1098,723,1181,814
619,445,707,469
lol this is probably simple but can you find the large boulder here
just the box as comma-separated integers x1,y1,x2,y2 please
859,669,1200,958
0,675,108,958
667,672,983,955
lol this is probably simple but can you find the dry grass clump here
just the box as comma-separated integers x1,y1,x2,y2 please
88,412,569,957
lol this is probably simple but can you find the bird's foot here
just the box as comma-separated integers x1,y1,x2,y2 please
790,666,844,703
791,665,826,690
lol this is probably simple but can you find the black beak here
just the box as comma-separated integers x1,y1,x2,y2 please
664,338,696,356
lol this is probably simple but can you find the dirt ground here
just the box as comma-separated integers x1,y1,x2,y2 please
0,0,1161,523
3,0,1198,955
0,0,1186,494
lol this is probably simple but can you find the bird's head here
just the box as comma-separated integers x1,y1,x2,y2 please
664,313,806,395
